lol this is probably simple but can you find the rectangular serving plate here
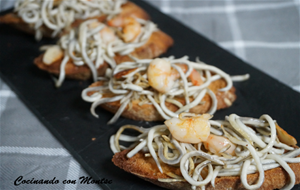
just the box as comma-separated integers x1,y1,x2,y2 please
1,1,300,189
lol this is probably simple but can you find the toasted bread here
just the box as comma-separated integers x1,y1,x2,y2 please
113,149,300,190
33,30,174,80
111,114,300,189
89,78,236,121
0,1,149,38
0,13,54,38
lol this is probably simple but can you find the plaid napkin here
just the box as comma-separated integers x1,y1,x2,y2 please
149,0,300,92
1,1,299,190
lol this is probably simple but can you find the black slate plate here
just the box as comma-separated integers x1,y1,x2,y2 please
1,1,300,189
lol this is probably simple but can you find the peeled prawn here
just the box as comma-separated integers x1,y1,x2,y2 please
100,27,116,44
147,58,177,94
165,113,236,156
165,113,212,144
88,22,116,44
203,134,236,156
176,64,203,86
107,16,141,42
147,58,203,94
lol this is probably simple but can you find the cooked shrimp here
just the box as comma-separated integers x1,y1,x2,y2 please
203,134,236,156
147,58,203,94
176,64,203,86
107,16,141,42
107,15,123,27
88,21,101,29
165,113,212,144
100,27,116,44
165,113,236,155
188,68,203,86
147,58,177,94
88,22,116,44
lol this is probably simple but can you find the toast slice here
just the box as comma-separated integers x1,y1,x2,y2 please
34,30,173,80
83,56,243,123
89,78,236,121
0,1,150,39
113,149,300,190
111,114,300,190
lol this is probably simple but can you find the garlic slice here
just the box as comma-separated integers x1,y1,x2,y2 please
43,45,64,65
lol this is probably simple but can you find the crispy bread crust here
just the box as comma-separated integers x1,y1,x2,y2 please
0,13,54,37
33,54,109,80
90,78,236,121
69,2,150,30
113,149,300,190
33,30,173,80
115,1,150,21
0,1,149,38
114,30,174,64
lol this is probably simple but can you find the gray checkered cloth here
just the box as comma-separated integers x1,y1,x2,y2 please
1,0,299,189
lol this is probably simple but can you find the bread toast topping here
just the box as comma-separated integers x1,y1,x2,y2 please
14,0,126,40
111,113,300,189
40,18,157,87
82,57,249,123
